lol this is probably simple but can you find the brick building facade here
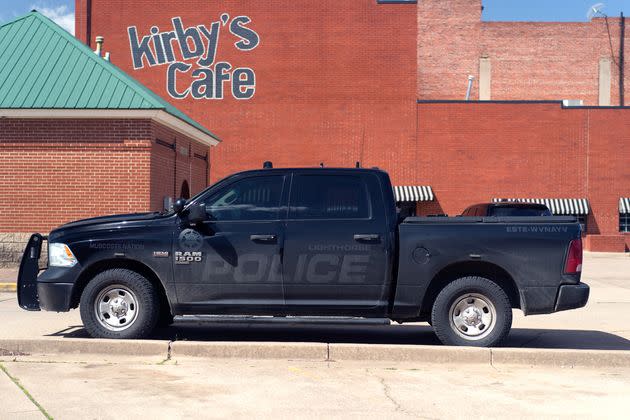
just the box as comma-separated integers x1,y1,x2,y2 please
0,12,217,267
73,0,629,251
1,1,627,264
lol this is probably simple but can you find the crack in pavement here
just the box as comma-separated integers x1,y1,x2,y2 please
0,362,53,419
368,368,425,419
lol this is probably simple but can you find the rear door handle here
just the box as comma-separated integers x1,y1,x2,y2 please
353,234,380,242
250,234,277,243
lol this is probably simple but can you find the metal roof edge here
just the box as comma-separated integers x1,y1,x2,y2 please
15,12,218,141
154,110,220,146
0,108,220,146
0,11,37,29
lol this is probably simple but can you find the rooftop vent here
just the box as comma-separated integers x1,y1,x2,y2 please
94,36,110,61
562,99,584,107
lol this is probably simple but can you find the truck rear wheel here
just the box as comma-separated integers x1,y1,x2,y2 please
430,276,512,347
79,269,159,339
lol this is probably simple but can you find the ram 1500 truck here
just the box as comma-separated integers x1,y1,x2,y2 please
17,167,589,347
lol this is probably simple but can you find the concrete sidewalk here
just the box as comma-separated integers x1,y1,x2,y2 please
0,356,628,419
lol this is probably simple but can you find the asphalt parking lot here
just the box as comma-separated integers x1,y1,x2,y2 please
0,253,629,418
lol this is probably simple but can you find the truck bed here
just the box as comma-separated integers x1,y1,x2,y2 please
392,215,582,319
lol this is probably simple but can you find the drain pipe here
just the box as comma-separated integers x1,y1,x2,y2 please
465,75,475,100
86,0,92,47
620,12,625,106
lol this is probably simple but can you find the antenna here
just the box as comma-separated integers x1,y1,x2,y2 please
587,3,606,20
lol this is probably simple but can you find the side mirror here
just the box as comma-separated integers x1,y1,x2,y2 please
187,202,208,224
173,198,187,213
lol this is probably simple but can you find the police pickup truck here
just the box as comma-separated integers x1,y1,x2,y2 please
17,166,589,347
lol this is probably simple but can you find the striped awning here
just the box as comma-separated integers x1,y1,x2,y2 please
394,186,434,202
492,198,590,215
620,198,630,214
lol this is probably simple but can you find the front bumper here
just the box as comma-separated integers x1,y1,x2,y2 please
18,234,79,312
37,282,74,312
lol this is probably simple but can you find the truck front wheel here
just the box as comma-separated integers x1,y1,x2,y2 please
431,276,512,347
79,269,159,339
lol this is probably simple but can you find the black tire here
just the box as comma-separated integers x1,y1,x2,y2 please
430,276,512,347
79,269,159,339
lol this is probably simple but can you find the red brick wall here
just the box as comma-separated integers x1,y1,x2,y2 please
418,0,483,100
74,1,630,251
150,122,208,211
584,109,630,251
418,0,630,105
0,118,209,233
416,102,630,251
0,119,153,233
76,0,418,182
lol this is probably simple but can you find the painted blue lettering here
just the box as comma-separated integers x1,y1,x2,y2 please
172,17,204,60
229,16,260,51
160,31,178,63
167,62,191,99
197,22,221,67
191,68,214,99
128,26,156,69
232,68,255,99
214,62,231,99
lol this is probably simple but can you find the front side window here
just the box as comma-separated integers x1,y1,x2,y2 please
620,213,630,232
289,175,370,220
203,175,284,221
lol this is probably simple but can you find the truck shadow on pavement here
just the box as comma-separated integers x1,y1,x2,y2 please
51,323,630,350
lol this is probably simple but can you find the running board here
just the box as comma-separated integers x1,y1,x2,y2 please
174,315,391,326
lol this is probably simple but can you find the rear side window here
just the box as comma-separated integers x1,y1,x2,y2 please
289,175,370,219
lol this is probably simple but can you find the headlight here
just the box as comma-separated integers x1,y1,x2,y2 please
48,243,78,267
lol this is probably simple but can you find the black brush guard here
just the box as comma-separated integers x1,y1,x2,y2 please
17,233,46,311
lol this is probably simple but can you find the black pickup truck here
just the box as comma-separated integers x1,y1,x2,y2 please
17,166,589,347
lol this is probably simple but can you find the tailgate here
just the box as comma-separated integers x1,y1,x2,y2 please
17,233,45,311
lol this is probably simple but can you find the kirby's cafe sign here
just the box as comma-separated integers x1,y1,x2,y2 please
127,14,260,100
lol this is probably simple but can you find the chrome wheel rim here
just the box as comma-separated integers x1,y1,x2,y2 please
94,285,139,331
449,293,496,341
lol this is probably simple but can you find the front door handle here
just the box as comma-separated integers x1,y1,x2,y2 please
250,234,277,243
353,234,380,242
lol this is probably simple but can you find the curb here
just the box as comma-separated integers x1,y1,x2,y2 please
489,347,630,368
171,341,328,360
2,338,630,368
329,343,490,364
0,283,16,293
0,338,168,358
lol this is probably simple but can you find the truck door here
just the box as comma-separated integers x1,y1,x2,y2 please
174,174,288,313
282,171,391,316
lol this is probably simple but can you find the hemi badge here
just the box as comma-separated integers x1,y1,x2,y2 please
153,251,169,258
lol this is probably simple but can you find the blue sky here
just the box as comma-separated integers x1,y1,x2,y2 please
0,0,74,33
0,0,627,30
483,0,627,21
